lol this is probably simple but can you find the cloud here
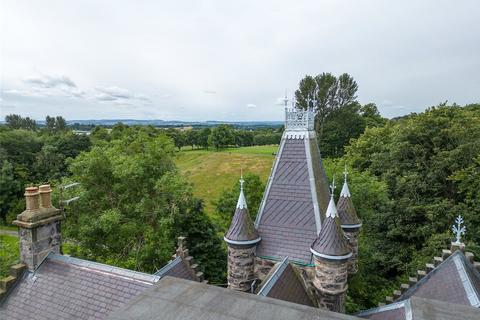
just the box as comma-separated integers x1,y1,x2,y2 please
246,103,256,108
203,90,216,94
24,75,77,88
95,86,152,106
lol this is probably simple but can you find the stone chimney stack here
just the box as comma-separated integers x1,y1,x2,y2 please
310,189,352,313
13,185,64,271
224,175,261,292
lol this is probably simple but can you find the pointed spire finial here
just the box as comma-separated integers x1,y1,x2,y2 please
343,164,348,182
283,89,289,108
452,215,466,244
330,175,336,198
236,171,247,209
240,169,245,191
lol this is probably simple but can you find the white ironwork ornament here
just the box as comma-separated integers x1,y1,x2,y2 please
452,215,466,244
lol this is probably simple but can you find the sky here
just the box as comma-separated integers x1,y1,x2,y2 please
0,0,479,121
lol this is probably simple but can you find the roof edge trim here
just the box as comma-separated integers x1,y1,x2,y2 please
310,248,352,261
257,256,289,297
154,256,182,277
341,223,362,229
304,136,322,234
223,236,261,246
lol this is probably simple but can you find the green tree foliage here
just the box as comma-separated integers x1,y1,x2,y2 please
208,124,235,150
5,114,37,130
63,129,226,283
294,74,385,158
214,173,265,230
45,115,67,132
346,104,480,279
197,128,211,149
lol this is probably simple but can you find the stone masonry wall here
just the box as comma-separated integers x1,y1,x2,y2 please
254,257,276,282
228,245,256,292
19,220,61,271
312,257,349,313
344,230,359,274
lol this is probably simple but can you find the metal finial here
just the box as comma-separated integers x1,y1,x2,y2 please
239,169,245,191
283,89,289,108
343,164,348,182
330,176,336,198
452,215,466,244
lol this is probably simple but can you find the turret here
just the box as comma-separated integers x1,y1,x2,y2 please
337,166,361,274
310,179,352,313
224,175,261,292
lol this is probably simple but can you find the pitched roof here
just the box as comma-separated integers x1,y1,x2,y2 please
310,196,352,260
257,257,316,307
0,253,157,320
337,188,361,228
255,135,330,264
107,276,358,320
224,180,260,244
397,251,480,307
357,296,480,320
154,256,199,282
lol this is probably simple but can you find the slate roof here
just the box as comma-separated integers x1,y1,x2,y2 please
337,182,361,228
255,134,330,264
311,196,352,259
396,250,480,307
257,257,316,307
107,276,358,320
357,296,480,320
0,253,158,320
154,256,198,282
224,185,260,243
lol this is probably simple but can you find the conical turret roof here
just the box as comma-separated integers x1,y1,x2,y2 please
337,170,361,228
310,190,351,260
224,176,261,245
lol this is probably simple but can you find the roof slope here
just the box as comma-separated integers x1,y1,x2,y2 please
154,256,198,282
257,257,316,307
255,135,330,264
337,181,361,227
0,253,157,320
357,297,480,320
311,196,351,259
107,276,358,320
398,251,480,307
224,180,260,243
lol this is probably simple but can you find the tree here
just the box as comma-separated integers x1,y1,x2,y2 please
214,173,265,230
295,73,358,140
45,116,56,131
63,130,226,282
5,114,37,130
185,130,197,149
208,124,234,150
55,116,67,131
197,128,211,149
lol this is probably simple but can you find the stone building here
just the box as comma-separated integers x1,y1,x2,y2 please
2,97,480,319
223,97,359,312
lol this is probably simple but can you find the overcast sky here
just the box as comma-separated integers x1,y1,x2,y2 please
0,1,479,121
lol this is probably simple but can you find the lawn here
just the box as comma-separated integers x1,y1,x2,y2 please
0,234,19,278
174,145,278,216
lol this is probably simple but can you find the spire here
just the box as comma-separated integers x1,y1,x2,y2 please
310,177,351,260
236,173,247,209
224,173,261,245
340,164,351,198
326,177,337,218
337,165,361,228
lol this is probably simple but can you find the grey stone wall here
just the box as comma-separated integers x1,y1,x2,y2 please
344,230,359,274
19,220,61,271
312,257,349,313
227,245,256,292
254,257,276,282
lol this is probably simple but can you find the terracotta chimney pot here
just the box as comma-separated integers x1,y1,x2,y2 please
39,184,52,208
24,187,40,211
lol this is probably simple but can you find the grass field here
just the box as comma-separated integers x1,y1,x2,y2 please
174,145,278,216
0,234,19,277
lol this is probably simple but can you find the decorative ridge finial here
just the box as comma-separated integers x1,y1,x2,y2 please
326,176,338,218
237,171,247,209
340,164,351,198
283,89,315,132
452,215,466,244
